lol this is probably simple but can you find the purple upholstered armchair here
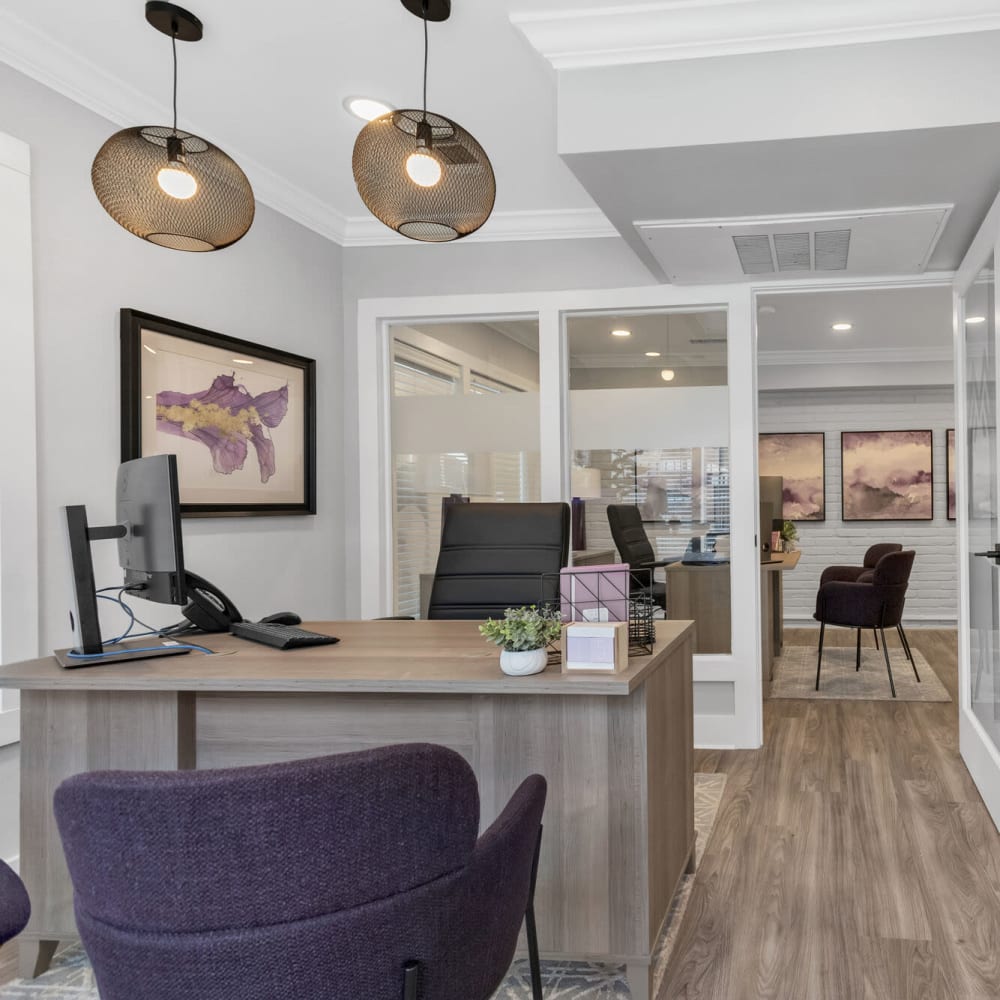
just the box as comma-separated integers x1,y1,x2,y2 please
820,543,903,650
54,744,547,1000
0,859,30,946
814,549,917,697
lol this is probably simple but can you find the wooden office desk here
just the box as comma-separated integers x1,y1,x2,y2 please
666,552,801,680
0,619,694,1000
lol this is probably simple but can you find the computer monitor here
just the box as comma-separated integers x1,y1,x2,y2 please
117,455,186,604
60,455,189,667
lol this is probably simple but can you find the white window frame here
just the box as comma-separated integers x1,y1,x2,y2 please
0,131,36,749
357,286,762,749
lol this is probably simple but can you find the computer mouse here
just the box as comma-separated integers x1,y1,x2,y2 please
259,611,302,626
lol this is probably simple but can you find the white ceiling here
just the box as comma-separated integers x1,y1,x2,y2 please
757,284,953,354
2,0,999,263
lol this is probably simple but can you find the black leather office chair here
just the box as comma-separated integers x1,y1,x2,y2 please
427,502,570,620
606,505,668,610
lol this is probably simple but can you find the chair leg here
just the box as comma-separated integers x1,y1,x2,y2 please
525,825,544,1000
897,625,920,681
816,621,826,691
856,628,862,671
879,627,897,698
873,628,880,650
402,960,419,1000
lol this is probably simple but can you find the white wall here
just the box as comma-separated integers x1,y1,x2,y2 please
0,62,346,657
759,384,957,624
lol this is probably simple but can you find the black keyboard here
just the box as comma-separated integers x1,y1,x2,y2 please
230,621,340,650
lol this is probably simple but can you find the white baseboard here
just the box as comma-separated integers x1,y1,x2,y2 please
0,709,19,747
695,713,754,749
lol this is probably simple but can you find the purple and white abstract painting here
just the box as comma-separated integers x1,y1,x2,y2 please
841,430,933,521
157,374,289,484
758,432,825,521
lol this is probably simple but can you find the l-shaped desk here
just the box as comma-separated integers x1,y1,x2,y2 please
0,619,695,1000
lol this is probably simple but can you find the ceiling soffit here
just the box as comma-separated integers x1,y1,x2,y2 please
512,0,1000,70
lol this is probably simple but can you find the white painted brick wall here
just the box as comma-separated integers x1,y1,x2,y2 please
759,385,957,624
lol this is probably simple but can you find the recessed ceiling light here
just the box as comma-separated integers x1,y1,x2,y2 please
660,369,675,382
966,315,987,324
611,329,631,338
832,322,853,332
343,96,394,122
758,305,776,315
645,351,661,357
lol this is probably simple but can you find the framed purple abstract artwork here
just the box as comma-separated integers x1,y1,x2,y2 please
758,432,825,521
840,430,933,521
121,309,316,517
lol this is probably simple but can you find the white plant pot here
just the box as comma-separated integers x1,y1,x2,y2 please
500,648,549,677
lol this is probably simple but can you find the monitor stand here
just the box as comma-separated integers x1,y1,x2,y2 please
53,644,190,669
59,505,191,670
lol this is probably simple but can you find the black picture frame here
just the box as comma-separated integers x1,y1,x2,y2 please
757,431,826,522
840,429,933,522
121,309,316,517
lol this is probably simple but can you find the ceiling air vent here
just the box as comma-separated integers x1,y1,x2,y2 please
774,232,811,271
814,228,851,270
635,205,951,283
732,234,774,275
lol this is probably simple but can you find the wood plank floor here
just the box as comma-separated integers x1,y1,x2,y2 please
662,627,1000,1000
2,629,997,998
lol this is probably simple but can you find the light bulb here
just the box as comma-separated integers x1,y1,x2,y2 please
157,166,198,200
660,369,675,382
406,152,442,187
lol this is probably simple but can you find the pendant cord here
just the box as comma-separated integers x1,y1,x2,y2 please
422,1,429,119
171,32,179,133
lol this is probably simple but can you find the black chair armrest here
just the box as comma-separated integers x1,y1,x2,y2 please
819,565,866,586
816,581,883,628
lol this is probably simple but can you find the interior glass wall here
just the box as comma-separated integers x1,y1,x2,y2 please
389,320,540,617
964,258,1000,744
567,310,731,653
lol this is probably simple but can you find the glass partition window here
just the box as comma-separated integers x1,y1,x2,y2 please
964,258,999,744
567,309,731,652
390,321,540,617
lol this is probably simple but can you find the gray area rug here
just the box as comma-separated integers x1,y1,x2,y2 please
0,774,726,1000
770,644,950,702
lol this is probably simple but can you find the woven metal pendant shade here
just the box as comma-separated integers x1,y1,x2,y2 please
353,110,495,242
92,126,255,252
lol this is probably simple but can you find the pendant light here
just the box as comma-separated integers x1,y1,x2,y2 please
352,0,496,243
91,2,255,252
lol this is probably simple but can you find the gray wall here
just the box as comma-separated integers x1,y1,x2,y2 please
0,63,346,650
341,238,656,614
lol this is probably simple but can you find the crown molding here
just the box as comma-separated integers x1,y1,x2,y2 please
512,0,1000,70
758,345,953,367
339,208,618,247
0,7,345,245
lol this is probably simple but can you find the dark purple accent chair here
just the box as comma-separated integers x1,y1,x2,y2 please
814,549,917,697
820,542,903,651
0,859,30,946
54,744,547,1000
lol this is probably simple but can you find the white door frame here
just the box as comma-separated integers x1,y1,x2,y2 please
0,131,37,748
356,283,762,749
953,189,1000,829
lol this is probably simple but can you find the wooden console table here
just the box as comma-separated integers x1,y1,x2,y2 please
0,619,694,1000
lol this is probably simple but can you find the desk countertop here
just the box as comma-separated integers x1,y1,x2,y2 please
0,619,694,697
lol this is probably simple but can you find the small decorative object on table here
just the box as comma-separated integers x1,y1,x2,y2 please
480,605,563,676
781,520,799,552
563,621,629,672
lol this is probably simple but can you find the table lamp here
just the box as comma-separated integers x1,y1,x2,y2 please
571,466,602,551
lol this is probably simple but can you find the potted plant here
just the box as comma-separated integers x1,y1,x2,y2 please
479,605,563,676
781,519,799,552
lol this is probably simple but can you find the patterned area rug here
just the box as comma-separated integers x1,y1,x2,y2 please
0,775,726,1000
770,644,950,702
